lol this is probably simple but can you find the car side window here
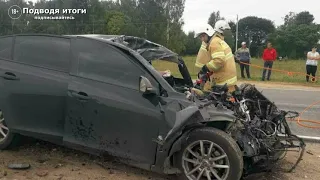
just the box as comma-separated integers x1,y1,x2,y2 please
13,36,71,72
0,36,13,60
76,38,144,90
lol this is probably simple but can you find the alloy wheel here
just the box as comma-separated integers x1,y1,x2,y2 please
0,111,9,142
182,140,230,180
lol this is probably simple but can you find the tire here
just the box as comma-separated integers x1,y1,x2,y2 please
177,127,243,180
0,110,19,150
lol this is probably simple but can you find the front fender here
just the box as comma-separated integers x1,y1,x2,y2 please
164,106,236,168
163,103,236,142
200,104,236,123
153,100,237,174
163,105,200,142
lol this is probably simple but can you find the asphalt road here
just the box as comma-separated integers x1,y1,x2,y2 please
256,86,320,137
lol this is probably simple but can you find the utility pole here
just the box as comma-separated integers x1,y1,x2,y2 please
235,14,239,53
91,5,95,34
166,0,171,46
145,25,147,37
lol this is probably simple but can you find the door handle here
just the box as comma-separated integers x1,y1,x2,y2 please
1,72,20,80
70,92,91,100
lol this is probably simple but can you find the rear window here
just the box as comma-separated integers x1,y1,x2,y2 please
13,36,71,72
0,36,13,60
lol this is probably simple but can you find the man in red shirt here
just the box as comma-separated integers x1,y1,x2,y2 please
262,42,277,81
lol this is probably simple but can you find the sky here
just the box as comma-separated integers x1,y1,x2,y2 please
182,0,320,33
27,0,320,34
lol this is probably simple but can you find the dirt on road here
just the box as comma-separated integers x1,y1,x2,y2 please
0,139,319,180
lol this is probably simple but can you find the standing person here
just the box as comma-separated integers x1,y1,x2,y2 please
235,42,251,79
196,20,237,93
194,24,215,71
306,46,319,82
193,24,215,93
262,42,277,81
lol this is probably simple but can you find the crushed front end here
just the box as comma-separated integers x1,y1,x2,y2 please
203,83,306,177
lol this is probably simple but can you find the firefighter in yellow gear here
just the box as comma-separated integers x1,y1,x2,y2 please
194,24,214,93
193,20,238,95
195,41,211,70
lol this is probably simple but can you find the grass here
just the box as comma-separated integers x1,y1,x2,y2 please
152,56,320,86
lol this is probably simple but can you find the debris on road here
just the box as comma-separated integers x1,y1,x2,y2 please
307,150,314,155
71,167,80,171
1,170,7,177
35,170,49,177
54,163,63,168
7,163,31,170
37,155,50,163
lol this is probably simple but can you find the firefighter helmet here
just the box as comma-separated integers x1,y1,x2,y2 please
214,20,231,33
194,24,215,38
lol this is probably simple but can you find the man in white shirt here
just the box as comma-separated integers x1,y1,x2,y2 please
306,46,320,82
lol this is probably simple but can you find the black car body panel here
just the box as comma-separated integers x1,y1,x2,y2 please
0,34,238,174
0,35,71,144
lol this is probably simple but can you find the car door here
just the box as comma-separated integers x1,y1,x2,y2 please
64,37,164,166
0,35,71,143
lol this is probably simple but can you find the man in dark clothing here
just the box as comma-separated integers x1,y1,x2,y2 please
262,42,277,81
236,42,251,78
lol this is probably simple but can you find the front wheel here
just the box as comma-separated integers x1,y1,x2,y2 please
0,110,19,149
177,127,243,180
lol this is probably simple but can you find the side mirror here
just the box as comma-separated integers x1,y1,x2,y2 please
139,76,157,95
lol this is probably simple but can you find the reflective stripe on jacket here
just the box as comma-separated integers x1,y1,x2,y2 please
195,41,211,69
195,41,214,92
206,33,237,87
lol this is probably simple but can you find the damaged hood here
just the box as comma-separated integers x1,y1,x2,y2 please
109,36,179,63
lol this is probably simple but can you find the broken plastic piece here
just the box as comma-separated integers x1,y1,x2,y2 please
7,163,31,170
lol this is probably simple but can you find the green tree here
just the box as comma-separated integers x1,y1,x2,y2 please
0,0,187,54
183,31,201,55
207,11,224,28
295,11,314,25
283,11,296,27
270,11,319,58
105,11,126,35
161,0,186,52
226,21,236,52
238,16,275,57
270,24,320,58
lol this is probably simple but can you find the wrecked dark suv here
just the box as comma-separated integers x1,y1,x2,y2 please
0,34,304,180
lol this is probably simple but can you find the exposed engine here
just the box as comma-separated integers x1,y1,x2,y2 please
197,83,306,176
